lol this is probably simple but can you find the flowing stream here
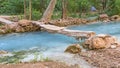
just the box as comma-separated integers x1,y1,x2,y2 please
0,21,120,68
68,21,120,37
0,32,76,51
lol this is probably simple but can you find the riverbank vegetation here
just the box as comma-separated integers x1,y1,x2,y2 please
0,0,120,20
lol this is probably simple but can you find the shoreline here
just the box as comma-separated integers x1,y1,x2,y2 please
0,14,120,35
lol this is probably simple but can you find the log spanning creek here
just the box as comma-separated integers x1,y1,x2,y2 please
0,21,120,68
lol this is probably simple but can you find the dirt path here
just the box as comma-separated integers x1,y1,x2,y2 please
79,47,120,68
0,61,78,68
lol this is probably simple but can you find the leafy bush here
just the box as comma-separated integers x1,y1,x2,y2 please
31,9,42,20
0,0,120,19
0,0,24,15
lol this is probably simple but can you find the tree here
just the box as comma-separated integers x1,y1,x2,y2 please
41,0,57,22
29,0,32,20
62,0,67,19
24,0,27,19
101,0,108,11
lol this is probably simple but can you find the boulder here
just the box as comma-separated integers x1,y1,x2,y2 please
116,18,120,21
99,14,109,21
0,50,8,54
83,36,106,49
111,15,120,21
65,44,81,54
5,23,19,32
99,14,109,19
0,29,6,34
15,26,25,32
17,19,40,32
103,19,110,23
83,34,120,49
18,19,32,27
104,36,117,46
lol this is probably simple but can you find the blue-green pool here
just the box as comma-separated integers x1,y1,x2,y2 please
0,32,76,52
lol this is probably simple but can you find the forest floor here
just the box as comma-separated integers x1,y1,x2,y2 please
0,61,78,68
78,46,120,68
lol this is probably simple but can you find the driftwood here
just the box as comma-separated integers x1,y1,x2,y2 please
0,17,14,24
60,29,96,39
33,21,96,39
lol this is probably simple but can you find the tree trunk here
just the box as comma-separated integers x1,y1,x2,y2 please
0,17,14,24
29,0,32,20
62,0,67,19
101,0,107,12
24,0,27,19
41,0,57,22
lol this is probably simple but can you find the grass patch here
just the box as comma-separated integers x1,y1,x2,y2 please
0,54,25,64
0,50,51,64
30,52,51,63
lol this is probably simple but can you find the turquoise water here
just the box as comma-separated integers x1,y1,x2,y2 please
68,21,120,36
0,22,120,52
0,32,76,52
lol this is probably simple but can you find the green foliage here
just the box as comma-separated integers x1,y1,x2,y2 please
32,9,42,20
105,0,120,15
0,0,24,15
0,50,51,64
0,23,4,26
52,11,62,19
67,0,91,13
0,0,120,19
0,54,25,64
78,0,91,12
114,0,120,15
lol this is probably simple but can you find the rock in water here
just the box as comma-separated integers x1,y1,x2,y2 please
65,44,81,54
83,34,120,49
18,19,32,27
99,14,109,19
99,14,110,22
111,15,120,21
83,36,106,49
0,50,8,54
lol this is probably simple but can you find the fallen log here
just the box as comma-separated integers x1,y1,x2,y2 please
33,21,96,39
40,24,65,32
60,29,96,39
0,17,14,24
